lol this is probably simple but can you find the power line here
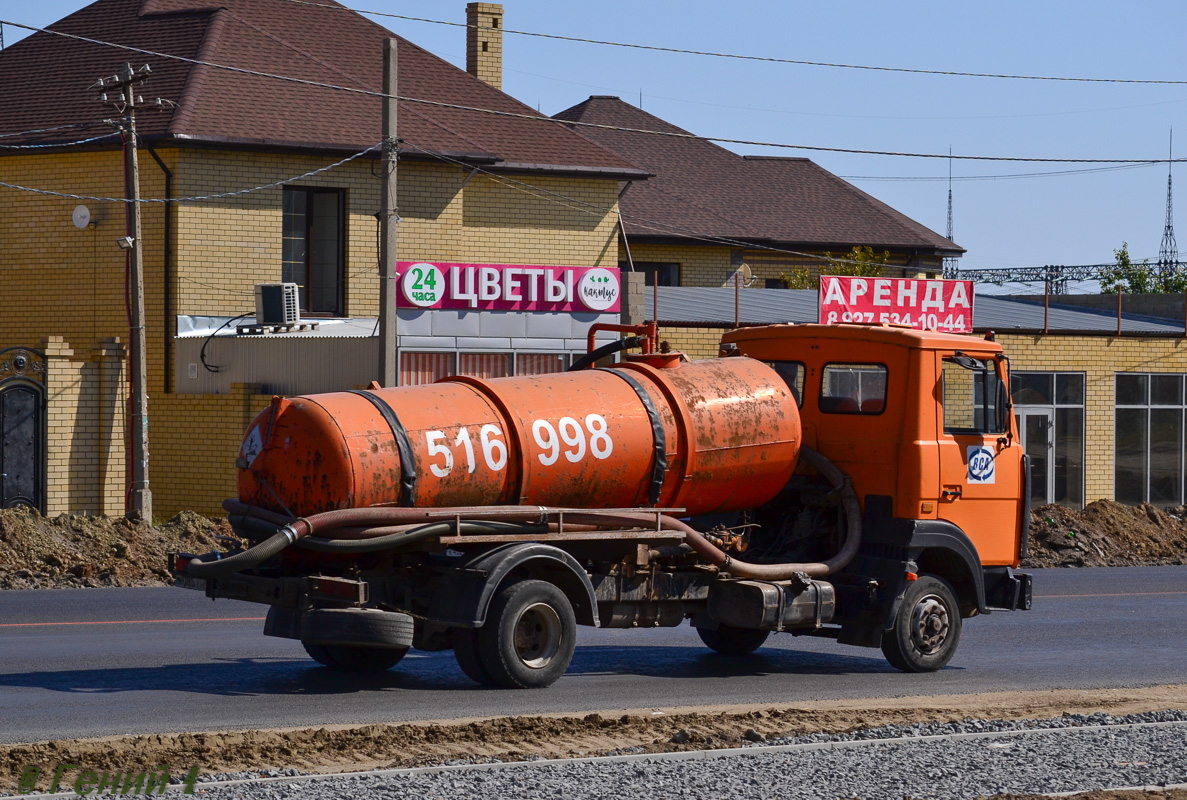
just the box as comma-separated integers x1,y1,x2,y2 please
4,19,1187,165
0,143,380,202
841,164,1156,182
0,121,111,140
276,0,1187,87
0,130,120,149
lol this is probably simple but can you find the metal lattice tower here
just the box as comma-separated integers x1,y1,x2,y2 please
1159,129,1178,278
942,150,958,277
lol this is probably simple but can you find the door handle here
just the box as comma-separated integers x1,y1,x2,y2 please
942,487,963,499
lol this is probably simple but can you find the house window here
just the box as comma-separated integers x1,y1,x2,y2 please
1115,373,1186,506
620,262,680,287
1012,372,1085,509
283,187,345,315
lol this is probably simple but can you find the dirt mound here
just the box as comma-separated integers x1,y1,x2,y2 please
0,686,1184,789
0,508,242,589
1025,500,1187,568
1,497,1182,589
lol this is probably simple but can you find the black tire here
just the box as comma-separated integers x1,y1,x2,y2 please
453,627,493,685
302,641,338,667
477,579,576,689
696,624,770,655
300,608,414,649
881,574,962,672
302,641,407,672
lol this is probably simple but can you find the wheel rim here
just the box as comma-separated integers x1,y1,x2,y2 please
909,593,950,654
513,602,562,669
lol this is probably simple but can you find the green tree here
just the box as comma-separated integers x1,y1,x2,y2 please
1100,242,1186,293
779,246,890,290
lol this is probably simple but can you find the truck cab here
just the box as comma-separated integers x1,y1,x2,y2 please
721,323,1032,659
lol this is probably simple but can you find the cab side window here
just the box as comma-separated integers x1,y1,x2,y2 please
765,360,805,407
820,363,887,414
942,354,1006,434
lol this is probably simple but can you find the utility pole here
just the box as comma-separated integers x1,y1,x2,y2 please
378,38,399,387
99,63,153,521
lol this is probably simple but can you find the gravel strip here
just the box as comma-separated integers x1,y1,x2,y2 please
178,711,1187,800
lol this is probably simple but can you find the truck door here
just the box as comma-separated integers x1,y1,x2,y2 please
935,352,1023,566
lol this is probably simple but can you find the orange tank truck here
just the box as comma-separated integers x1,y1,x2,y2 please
173,323,1032,689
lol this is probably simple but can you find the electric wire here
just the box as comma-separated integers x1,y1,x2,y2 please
0,143,380,202
2,19,1185,165
841,163,1157,182
0,121,111,139
0,130,120,149
275,0,1187,87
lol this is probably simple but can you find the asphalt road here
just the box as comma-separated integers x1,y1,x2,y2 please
0,566,1183,744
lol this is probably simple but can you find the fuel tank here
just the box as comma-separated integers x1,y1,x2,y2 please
236,357,801,517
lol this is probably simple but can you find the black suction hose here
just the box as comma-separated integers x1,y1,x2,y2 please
568,336,640,372
188,518,542,577
184,530,296,579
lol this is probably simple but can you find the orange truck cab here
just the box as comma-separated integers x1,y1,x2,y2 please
721,323,1032,655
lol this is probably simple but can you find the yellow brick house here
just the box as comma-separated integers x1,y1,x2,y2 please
0,0,644,516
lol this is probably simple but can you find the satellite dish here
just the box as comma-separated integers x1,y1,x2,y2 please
740,263,755,287
72,205,92,229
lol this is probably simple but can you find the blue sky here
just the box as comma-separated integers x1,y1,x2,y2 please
5,1,1186,286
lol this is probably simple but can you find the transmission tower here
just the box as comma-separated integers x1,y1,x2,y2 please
942,149,958,278
1158,129,1179,282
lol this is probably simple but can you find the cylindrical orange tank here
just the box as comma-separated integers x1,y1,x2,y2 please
236,357,801,517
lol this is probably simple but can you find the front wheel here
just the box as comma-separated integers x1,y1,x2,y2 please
881,574,962,672
477,579,577,688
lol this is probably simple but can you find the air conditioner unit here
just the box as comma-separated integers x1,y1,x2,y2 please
255,283,300,325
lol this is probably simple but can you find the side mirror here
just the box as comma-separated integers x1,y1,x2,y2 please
995,379,1011,433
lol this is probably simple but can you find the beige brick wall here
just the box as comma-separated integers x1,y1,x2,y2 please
0,150,172,395
175,151,620,320
43,336,127,516
152,384,272,516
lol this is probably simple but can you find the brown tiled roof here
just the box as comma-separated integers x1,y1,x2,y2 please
0,0,643,176
554,96,961,255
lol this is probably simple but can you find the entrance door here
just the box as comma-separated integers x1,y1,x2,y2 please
0,348,47,513
1014,410,1052,509
1,383,43,510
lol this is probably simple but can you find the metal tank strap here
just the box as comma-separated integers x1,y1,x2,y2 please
602,369,668,506
348,390,417,507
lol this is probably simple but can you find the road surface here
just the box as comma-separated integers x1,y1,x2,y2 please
0,566,1182,743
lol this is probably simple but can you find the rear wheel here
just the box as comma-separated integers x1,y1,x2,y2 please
881,574,962,672
696,624,770,655
477,579,576,689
